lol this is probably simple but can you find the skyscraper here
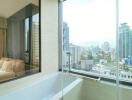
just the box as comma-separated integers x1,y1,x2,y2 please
119,23,132,59
101,42,110,53
63,22,69,52
70,44,82,67
62,22,69,68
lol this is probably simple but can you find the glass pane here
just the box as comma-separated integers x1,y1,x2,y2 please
63,0,117,78
119,0,132,100
63,0,117,100
0,0,40,83
119,0,132,82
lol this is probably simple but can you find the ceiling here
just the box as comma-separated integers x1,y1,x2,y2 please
0,0,38,18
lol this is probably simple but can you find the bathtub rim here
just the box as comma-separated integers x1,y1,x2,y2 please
0,72,60,96
49,78,83,100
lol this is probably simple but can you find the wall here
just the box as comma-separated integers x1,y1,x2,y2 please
81,79,117,100
62,78,132,100
41,0,59,74
81,79,132,100
63,80,83,100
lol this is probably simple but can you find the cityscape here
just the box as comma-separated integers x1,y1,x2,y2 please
63,22,132,82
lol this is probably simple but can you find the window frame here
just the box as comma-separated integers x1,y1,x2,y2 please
59,0,132,87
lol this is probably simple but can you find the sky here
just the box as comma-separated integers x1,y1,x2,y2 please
63,0,132,47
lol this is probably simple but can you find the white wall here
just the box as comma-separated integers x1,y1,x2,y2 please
41,0,59,74
82,79,132,100
64,78,132,100
63,80,83,100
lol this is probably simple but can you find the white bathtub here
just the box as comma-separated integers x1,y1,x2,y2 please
0,72,82,100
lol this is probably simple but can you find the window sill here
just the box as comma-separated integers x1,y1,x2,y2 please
60,68,132,87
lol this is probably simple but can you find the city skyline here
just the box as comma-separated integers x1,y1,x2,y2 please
63,0,132,46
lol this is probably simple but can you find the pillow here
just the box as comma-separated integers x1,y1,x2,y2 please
1,57,10,61
0,61,14,72
12,59,24,63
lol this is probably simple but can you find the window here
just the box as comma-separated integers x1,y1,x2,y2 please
62,0,132,85
0,0,40,83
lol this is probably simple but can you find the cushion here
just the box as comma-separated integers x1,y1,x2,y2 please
0,61,14,72
1,57,10,61
14,61,25,76
15,59,24,62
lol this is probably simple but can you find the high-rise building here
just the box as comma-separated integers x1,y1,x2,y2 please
32,22,39,66
62,22,69,68
70,44,85,68
101,42,110,53
119,23,132,58
63,22,69,52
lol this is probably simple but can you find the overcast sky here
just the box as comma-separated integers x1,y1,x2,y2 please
63,0,132,47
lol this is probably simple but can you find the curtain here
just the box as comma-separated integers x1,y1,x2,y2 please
0,29,6,58
0,17,7,59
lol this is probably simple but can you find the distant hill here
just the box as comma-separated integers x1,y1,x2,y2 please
74,41,116,48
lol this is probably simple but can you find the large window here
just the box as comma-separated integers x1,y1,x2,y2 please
0,0,40,83
63,0,132,84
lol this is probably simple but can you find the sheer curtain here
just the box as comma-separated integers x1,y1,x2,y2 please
0,17,7,59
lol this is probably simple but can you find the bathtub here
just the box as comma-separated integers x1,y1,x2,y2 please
0,72,83,100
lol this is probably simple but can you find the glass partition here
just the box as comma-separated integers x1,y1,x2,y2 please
62,0,121,100
118,0,132,84
62,0,132,100
118,0,132,100
63,0,117,81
